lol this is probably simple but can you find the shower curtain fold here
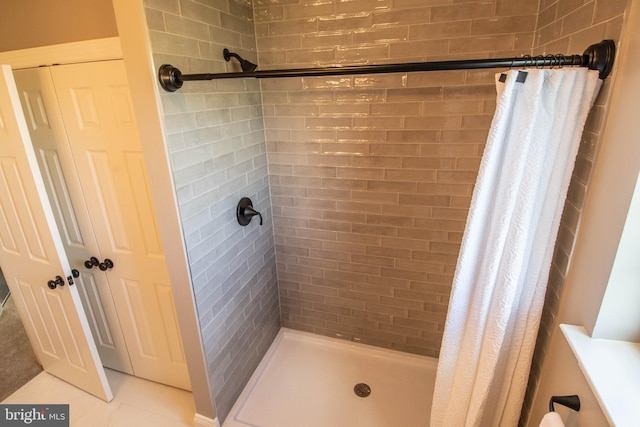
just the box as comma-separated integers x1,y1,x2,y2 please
430,68,601,427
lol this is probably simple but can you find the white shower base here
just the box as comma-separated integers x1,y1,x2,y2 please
222,328,437,427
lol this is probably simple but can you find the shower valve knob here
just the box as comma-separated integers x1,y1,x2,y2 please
237,197,263,226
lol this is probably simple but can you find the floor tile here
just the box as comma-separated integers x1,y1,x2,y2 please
2,369,195,426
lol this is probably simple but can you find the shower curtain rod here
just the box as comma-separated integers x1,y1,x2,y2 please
158,40,615,92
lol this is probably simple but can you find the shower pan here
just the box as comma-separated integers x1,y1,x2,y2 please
222,329,437,427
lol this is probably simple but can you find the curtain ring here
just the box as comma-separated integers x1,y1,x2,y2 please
556,54,565,69
523,55,531,68
535,55,545,69
546,54,555,69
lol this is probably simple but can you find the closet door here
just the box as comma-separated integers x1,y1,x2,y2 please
50,60,190,390
0,65,112,401
13,67,134,375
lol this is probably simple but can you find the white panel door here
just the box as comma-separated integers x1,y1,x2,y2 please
0,64,112,401
50,61,190,390
13,67,134,375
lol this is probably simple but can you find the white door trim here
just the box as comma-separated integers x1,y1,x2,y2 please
0,38,122,70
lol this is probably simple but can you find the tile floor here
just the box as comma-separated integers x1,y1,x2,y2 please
2,369,196,426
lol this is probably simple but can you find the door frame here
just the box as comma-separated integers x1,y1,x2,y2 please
0,2,216,422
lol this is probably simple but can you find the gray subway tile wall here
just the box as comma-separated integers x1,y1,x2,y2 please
144,0,279,421
257,0,537,357
140,0,628,424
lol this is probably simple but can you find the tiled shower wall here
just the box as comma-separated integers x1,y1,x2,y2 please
140,0,626,422
520,0,629,424
256,0,537,356
144,0,280,421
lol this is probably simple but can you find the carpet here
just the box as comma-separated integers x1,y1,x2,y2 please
0,296,43,401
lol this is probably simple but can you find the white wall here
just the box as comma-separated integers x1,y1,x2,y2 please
0,0,117,52
592,171,640,342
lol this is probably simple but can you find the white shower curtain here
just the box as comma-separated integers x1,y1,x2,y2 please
430,68,601,427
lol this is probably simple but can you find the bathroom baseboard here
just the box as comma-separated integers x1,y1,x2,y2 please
194,413,220,427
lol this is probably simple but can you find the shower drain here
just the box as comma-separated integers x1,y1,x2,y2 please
354,383,371,398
